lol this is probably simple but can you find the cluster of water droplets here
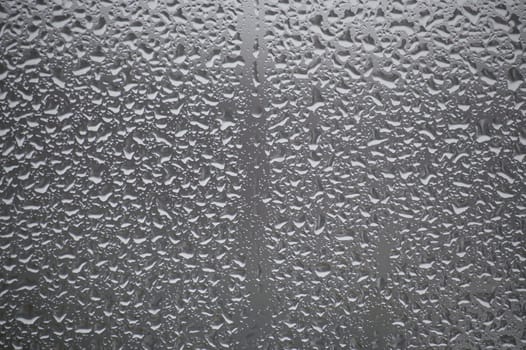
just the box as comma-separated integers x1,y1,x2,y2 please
0,0,525,349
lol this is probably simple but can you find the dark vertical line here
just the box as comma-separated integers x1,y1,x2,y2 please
235,0,273,347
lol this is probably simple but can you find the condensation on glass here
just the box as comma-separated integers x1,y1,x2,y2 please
0,0,525,349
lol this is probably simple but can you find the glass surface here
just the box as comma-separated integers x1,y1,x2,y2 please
0,0,525,349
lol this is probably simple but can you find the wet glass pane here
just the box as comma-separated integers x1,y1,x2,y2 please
1,0,525,348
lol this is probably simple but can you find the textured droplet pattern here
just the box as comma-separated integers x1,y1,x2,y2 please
1,0,525,349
